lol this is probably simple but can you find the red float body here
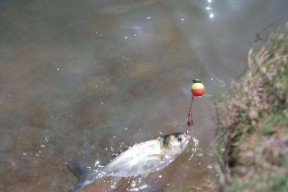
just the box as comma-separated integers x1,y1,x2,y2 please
191,88,205,96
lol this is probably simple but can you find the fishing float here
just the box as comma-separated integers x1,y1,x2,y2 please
187,79,205,126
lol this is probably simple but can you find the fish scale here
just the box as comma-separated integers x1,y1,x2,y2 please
67,132,191,192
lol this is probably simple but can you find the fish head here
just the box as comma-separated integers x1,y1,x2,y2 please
160,132,191,157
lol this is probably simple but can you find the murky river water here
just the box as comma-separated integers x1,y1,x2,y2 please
1,0,288,191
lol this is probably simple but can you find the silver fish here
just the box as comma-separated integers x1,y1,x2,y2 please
67,132,191,192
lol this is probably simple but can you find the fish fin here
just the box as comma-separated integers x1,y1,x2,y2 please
140,170,150,178
66,161,87,179
147,154,165,161
66,161,100,192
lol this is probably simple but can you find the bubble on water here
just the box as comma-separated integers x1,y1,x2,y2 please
211,77,214,80
189,154,194,160
56,67,60,71
197,153,204,157
113,135,116,138
181,18,184,21
139,184,148,190
205,0,215,21
110,180,117,189
134,34,137,37
173,121,178,128
128,183,148,192
124,36,128,39
124,127,128,130
131,180,137,187
38,150,42,154
95,160,100,166
22,152,27,156
101,102,104,105
158,175,162,178
209,13,214,19
189,137,199,160
147,16,151,19
192,137,199,147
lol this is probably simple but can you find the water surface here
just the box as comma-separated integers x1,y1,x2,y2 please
1,0,288,191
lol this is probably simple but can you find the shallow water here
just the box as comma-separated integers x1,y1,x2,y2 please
0,0,288,191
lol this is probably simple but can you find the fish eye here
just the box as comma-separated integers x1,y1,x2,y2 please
177,137,182,142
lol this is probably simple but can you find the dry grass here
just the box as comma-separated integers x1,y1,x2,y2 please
214,28,288,191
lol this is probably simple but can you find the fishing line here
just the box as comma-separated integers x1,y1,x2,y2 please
185,79,205,132
186,95,194,128
185,30,207,132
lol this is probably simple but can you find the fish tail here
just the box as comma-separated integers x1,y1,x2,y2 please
66,161,102,192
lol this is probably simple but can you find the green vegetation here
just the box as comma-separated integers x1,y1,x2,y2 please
214,28,288,191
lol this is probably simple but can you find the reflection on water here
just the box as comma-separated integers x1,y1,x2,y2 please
0,0,288,191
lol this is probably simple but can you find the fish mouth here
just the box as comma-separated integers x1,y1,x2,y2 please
183,132,191,143
184,131,191,138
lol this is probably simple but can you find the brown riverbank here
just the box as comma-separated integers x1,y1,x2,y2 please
215,28,288,191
